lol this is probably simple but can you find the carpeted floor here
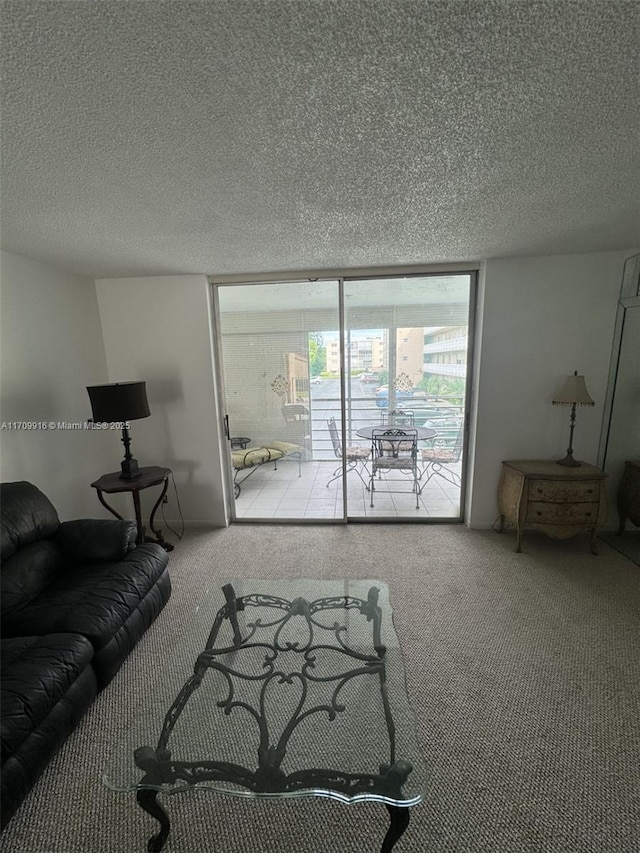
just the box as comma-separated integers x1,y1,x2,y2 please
600,530,640,566
2,525,639,853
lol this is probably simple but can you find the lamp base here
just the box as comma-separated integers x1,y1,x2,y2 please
120,457,143,479
557,454,581,467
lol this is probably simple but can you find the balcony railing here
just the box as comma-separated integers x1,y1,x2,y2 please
422,363,466,378
308,395,463,460
423,335,468,354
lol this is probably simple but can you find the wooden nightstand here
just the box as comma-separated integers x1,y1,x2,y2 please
498,460,608,554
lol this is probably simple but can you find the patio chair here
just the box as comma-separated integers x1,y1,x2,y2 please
380,410,415,451
369,428,421,509
326,417,370,488
381,409,415,426
420,424,463,487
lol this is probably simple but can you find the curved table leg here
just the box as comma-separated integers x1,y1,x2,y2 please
381,805,410,852
515,525,523,553
148,477,173,551
132,489,145,546
94,488,124,521
137,788,171,853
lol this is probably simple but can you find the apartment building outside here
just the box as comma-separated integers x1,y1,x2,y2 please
323,326,466,386
423,326,468,378
325,333,386,374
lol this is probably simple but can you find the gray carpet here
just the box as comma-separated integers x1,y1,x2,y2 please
2,525,639,853
600,531,640,566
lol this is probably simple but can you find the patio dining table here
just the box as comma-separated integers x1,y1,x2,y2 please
356,425,437,443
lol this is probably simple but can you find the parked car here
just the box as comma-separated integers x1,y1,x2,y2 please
373,392,462,435
310,376,323,384
422,414,462,437
374,385,427,407
409,398,458,416
359,372,381,384
374,388,415,408
418,401,463,440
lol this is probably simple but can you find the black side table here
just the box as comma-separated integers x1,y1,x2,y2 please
91,466,174,552
230,436,251,449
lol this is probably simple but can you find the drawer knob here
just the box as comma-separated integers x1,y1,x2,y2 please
537,488,542,494
587,489,593,494
536,511,542,516
585,512,592,517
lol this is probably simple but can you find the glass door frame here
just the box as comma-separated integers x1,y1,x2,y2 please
210,269,478,525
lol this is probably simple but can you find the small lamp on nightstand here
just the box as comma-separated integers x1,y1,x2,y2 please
552,371,595,467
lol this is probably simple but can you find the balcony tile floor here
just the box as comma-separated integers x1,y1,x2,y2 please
233,459,461,520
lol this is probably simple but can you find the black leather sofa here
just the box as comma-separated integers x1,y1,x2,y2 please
0,480,171,830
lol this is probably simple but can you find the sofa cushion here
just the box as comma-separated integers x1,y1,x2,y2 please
57,519,137,563
1,634,95,762
0,482,59,562
1,540,65,619
231,447,283,469
262,440,302,455
0,544,170,654
1,519,139,621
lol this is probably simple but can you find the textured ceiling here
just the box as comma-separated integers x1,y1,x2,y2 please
1,0,639,279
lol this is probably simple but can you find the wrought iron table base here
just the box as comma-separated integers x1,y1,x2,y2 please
135,788,411,853
130,583,417,851
137,789,169,853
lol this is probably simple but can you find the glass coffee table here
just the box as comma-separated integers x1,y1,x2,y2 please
104,579,426,851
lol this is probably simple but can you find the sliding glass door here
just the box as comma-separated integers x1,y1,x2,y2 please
341,276,472,519
213,272,474,523
216,280,345,521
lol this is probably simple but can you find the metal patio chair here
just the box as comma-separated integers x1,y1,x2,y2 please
326,417,370,488
420,424,463,487
369,428,421,509
380,410,415,452
381,409,415,426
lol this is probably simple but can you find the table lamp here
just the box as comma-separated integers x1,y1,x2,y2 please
552,371,594,467
87,381,150,478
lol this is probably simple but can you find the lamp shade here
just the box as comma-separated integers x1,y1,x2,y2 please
552,373,595,407
87,382,150,423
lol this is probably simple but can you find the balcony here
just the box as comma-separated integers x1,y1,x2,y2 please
232,386,463,521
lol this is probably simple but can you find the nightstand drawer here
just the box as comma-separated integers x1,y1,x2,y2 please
527,501,600,524
527,479,600,503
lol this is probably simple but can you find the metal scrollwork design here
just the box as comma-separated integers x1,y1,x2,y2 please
134,584,414,851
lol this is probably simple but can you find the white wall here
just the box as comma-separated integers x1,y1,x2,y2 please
95,276,227,527
0,250,114,518
468,251,628,528
96,254,628,531
4,251,625,529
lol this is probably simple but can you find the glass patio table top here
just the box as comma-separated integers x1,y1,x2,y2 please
104,579,426,849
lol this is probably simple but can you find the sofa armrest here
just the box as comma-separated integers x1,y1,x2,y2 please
56,519,137,563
